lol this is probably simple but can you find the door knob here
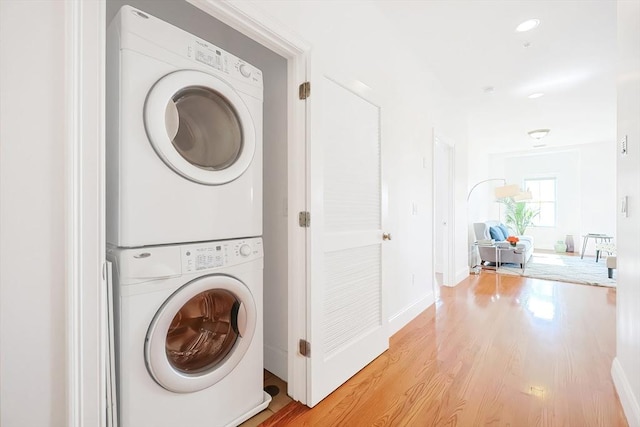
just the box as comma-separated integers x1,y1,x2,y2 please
382,232,392,241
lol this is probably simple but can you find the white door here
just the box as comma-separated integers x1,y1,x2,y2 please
434,137,455,286
305,69,388,406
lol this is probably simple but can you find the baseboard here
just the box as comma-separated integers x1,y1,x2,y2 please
264,344,288,382
437,267,470,288
388,292,434,336
612,357,640,427
455,267,469,286
440,268,469,287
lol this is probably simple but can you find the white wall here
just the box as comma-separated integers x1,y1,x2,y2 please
612,1,640,425
488,142,616,251
246,0,469,332
0,1,67,425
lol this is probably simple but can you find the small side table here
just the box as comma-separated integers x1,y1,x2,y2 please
580,234,613,259
470,242,492,273
496,245,526,274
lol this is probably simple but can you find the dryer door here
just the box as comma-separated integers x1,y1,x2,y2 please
145,274,257,393
144,70,256,185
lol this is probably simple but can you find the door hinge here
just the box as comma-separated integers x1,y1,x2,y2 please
299,339,311,357
298,211,311,228
299,81,310,100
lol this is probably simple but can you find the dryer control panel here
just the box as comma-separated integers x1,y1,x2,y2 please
188,39,263,86
181,237,263,273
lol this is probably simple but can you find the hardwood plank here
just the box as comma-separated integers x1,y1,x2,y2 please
260,272,627,426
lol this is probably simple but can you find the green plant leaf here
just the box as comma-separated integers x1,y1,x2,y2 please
501,198,540,235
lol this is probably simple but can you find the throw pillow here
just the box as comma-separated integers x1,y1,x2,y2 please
489,226,505,241
498,224,510,238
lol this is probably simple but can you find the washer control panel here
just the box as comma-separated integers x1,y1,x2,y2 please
181,237,263,273
182,244,225,273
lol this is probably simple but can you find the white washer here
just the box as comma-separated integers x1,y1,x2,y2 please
106,6,263,247
107,237,270,427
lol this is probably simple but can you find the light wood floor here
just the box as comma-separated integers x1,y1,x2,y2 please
260,272,627,426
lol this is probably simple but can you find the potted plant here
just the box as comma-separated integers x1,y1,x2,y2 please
502,198,540,235
554,240,567,253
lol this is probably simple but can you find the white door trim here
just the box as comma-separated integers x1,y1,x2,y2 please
72,0,310,416
432,130,456,287
65,0,106,426
186,0,310,403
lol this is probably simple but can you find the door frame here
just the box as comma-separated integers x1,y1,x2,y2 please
432,130,456,287
71,1,310,422
183,0,311,404
65,0,107,426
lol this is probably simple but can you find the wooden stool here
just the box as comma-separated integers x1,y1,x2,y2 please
595,242,616,262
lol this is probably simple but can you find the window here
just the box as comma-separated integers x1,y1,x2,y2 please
524,178,556,227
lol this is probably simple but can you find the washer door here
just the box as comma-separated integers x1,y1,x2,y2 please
144,70,256,185
145,275,257,393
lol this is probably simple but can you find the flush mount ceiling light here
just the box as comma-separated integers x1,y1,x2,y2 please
528,129,550,140
528,92,544,99
516,19,540,32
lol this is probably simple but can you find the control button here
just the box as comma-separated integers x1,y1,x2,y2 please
239,64,251,78
239,244,252,257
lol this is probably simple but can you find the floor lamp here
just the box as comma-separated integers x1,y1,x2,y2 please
467,178,520,221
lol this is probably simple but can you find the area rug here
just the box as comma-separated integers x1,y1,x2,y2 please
497,252,616,287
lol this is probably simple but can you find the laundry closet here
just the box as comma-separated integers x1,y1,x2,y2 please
105,0,290,424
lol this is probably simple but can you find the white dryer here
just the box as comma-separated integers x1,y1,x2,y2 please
106,6,263,247
107,237,270,427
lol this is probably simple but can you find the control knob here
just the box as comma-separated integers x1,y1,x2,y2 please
239,244,252,257
239,63,251,78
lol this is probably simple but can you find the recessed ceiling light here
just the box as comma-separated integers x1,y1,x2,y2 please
528,92,544,99
516,19,540,32
528,129,550,139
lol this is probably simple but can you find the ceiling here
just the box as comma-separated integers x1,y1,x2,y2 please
375,0,617,153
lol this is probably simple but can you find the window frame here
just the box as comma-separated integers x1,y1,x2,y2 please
523,177,557,228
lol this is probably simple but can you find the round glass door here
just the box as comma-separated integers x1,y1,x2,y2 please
169,87,243,172
145,70,256,185
165,289,242,374
145,275,256,393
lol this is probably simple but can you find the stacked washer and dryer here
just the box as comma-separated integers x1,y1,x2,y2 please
106,6,270,427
